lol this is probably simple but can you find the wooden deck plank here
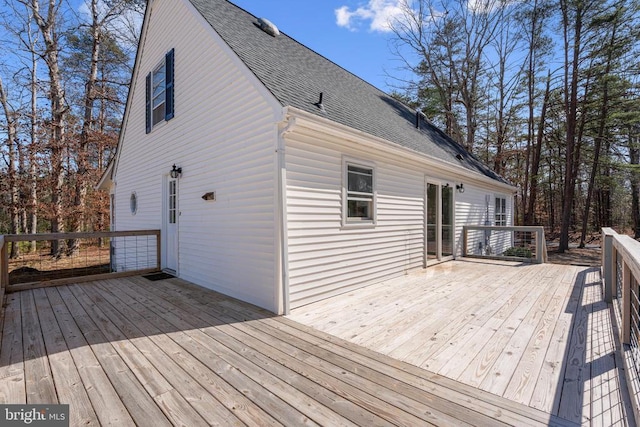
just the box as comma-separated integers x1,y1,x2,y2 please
142,274,568,424
389,264,545,366
1,259,632,427
78,282,245,427
502,266,576,405
137,278,477,427
477,265,568,397
65,283,210,427
322,263,494,345
529,266,584,414
89,280,277,427
0,293,25,404
431,264,557,379
557,269,590,424
115,277,326,426
372,263,524,356
91,280,284,427
118,277,387,426
289,260,632,426
20,290,57,404
53,285,171,427
455,265,567,389
31,288,99,426
43,286,136,426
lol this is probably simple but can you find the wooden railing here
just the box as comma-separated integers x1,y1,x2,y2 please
602,227,640,422
0,230,161,294
462,225,548,264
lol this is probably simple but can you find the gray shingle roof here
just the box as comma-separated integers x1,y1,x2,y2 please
188,0,508,184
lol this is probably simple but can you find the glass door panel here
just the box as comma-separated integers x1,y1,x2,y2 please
426,183,438,261
441,185,453,257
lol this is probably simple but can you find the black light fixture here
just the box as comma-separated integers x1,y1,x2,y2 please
170,164,182,179
456,183,465,193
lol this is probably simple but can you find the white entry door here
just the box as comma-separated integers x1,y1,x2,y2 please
164,177,179,272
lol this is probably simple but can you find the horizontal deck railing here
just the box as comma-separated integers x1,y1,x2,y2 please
0,230,161,293
602,227,640,422
462,225,547,264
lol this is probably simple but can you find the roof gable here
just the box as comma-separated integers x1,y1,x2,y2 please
188,0,509,184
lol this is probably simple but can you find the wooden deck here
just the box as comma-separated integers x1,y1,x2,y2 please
0,273,578,426
289,259,636,426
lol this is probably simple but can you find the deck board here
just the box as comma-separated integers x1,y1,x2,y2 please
0,263,584,426
289,260,636,426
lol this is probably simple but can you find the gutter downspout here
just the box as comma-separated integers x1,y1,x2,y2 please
277,113,296,315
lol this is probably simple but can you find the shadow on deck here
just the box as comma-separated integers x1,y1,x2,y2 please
0,275,574,426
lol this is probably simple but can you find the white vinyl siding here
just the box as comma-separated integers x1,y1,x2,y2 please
286,133,424,308
113,0,279,312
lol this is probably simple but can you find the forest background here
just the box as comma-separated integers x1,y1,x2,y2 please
0,0,639,259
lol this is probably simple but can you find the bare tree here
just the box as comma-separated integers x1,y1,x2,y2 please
391,0,502,151
21,0,68,257
0,76,20,257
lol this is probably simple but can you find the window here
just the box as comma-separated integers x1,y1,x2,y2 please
130,192,137,215
151,62,165,125
346,163,374,222
495,196,507,226
146,48,174,133
169,180,177,224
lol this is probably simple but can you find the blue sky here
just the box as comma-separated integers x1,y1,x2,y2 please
230,0,411,92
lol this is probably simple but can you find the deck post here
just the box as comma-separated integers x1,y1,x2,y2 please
535,228,542,264
155,230,161,271
462,226,467,257
602,229,614,303
0,236,7,290
622,261,632,345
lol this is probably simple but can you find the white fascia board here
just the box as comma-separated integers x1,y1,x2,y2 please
282,106,517,194
95,160,114,191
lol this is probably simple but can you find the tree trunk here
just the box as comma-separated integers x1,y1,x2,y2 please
559,0,583,253
68,0,102,255
29,0,67,257
0,77,20,258
526,71,551,225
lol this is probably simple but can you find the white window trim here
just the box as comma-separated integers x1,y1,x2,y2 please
151,59,166,128
495,195,507,226
342,157,376,227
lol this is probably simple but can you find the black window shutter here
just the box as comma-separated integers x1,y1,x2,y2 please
165,48,175,121
145,72,151,133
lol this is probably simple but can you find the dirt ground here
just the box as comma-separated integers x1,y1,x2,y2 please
546,246,602,267
543,230,604,267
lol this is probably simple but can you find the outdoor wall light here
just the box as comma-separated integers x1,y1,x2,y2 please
170,164,182,179
456,183,465,193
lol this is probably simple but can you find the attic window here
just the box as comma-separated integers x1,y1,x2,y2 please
151,62,166,125
257,18,279,37
146,49,175,133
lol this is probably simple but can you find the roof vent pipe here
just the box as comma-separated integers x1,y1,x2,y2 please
315,92,326,113
415,110,425,129
257,18,280,37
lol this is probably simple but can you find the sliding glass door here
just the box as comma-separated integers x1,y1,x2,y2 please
426,179,454,265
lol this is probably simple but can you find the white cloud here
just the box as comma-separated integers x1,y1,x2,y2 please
466,0,520,14
335,0,405,33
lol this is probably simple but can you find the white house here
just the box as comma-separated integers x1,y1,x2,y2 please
99,0,516,314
